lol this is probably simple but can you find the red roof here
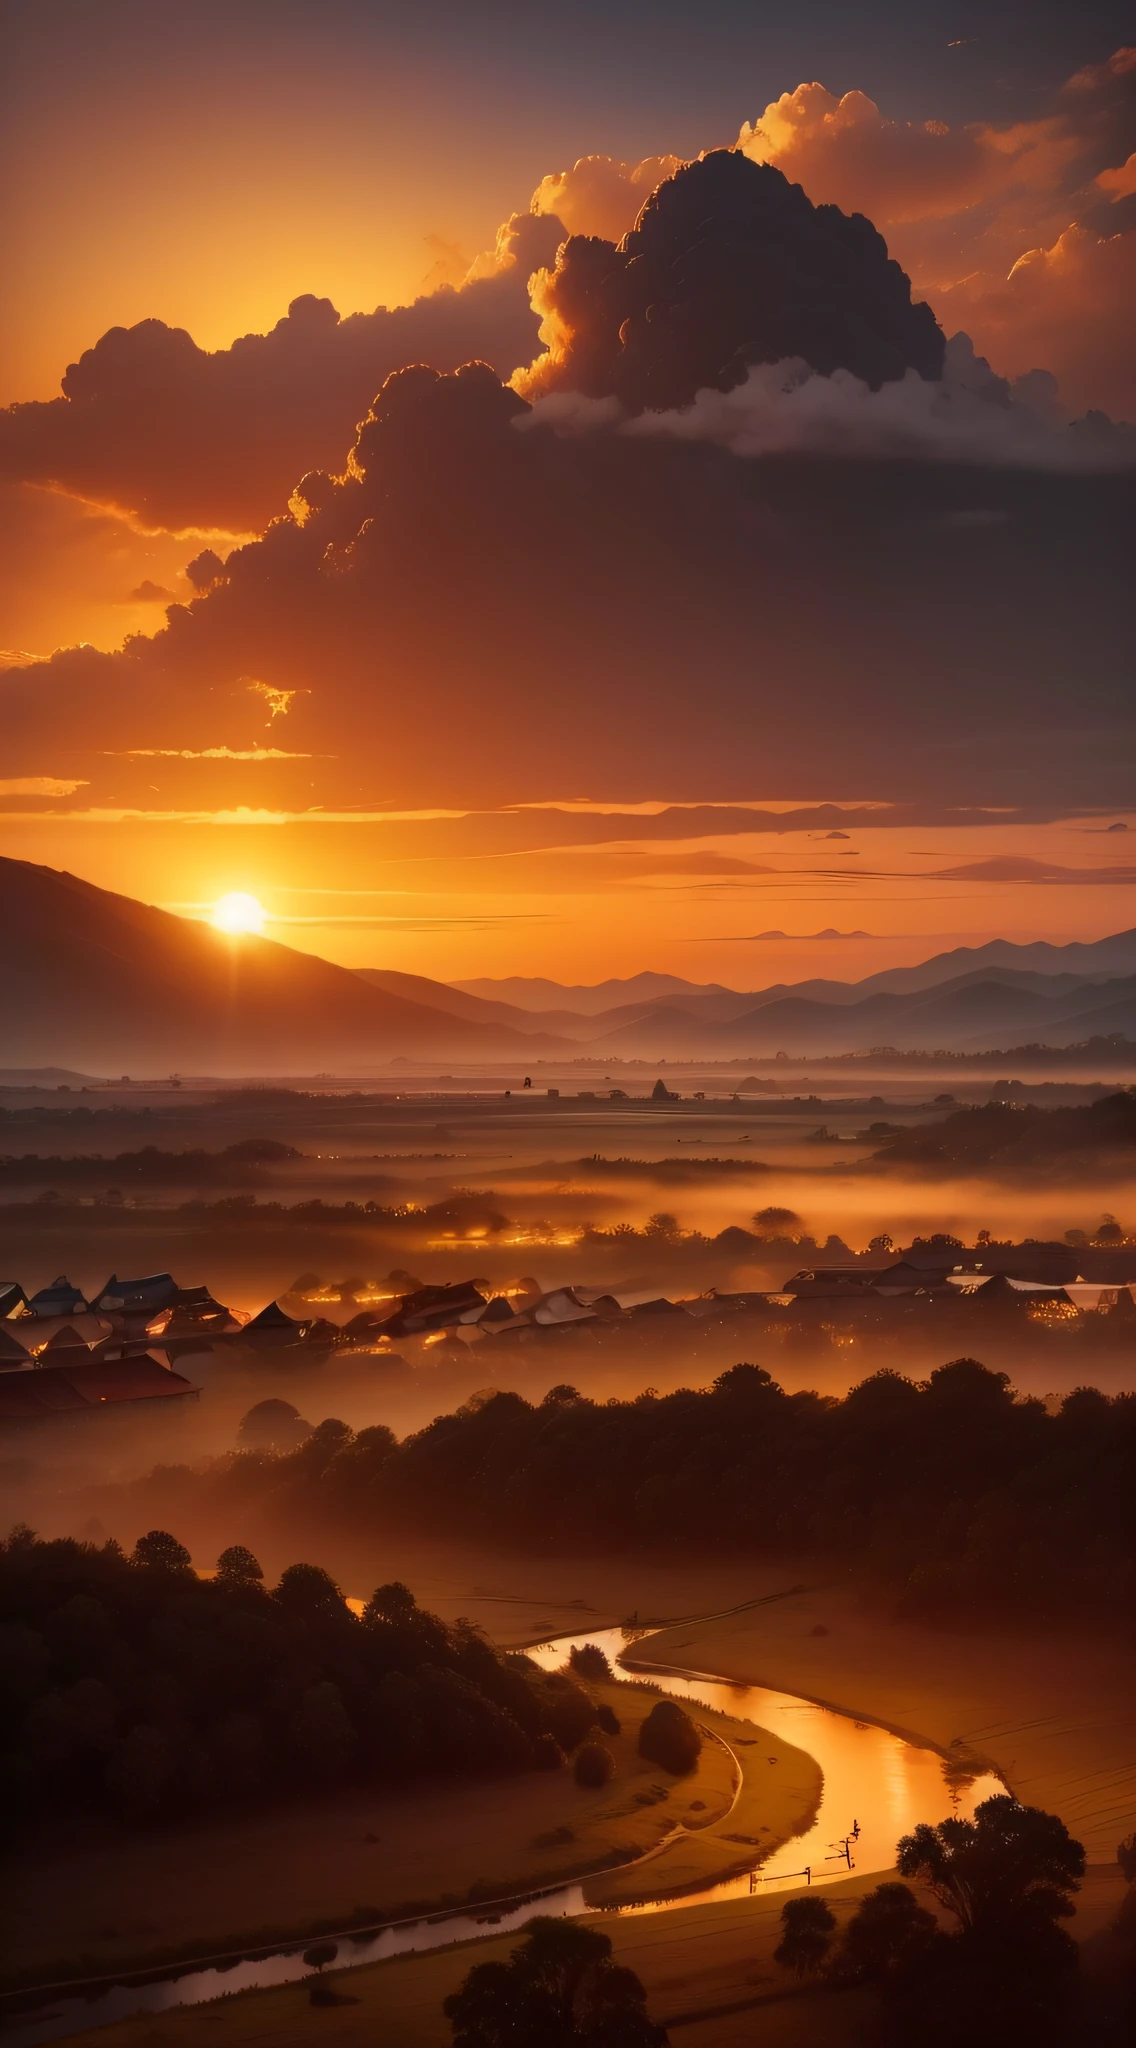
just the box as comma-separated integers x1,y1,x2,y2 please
0,1355,198,1421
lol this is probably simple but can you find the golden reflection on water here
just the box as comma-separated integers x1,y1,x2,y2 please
530,1626,1003,1910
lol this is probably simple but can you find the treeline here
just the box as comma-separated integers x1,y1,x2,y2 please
0,1530,601,1830
0,1140,300,1185
113,1364,1135,1629
875,1091,1136,1175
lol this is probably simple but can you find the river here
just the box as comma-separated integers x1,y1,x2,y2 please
3,1620,1002,2046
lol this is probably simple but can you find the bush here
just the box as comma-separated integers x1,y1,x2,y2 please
569,1642,612,1680
573,1742,615,1788
637,1699,702,1775
532,1732,566,1770
535,1671,597,1752
774,1895,835,1977
596,1702,621,1736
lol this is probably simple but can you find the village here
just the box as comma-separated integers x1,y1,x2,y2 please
2,1230,1135,1427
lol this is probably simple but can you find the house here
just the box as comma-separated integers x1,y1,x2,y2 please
0,1353,199,1428
239,1300,338,1349
93,1273,179,1316
27,1276,89,1316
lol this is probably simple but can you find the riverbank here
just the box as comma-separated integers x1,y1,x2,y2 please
26,1860,1128,2048
0,1675,818,1995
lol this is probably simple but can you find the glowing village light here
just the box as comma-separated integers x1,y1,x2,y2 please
211,891,266,935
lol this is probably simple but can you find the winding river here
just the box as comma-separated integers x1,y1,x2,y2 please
3,1621,1002,2047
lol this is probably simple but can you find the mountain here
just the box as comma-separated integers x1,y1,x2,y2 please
850,930,1136,996
452,972,735,1014
587,972,1136,1056
0,859,553,1072
355,968,574,1044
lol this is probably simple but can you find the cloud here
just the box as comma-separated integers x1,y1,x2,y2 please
531,152,685,241
127,580,175,603
934,225,1136,420
0,776,87,796
2,338,1133,817
733,51,1136,418
524,52,1136,416
0,212,563,532
567,335,1135,472
516,151,944,407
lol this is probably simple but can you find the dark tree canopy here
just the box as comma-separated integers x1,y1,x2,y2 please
444,1916,668,2047
93,1361,1136,1628
0,1531,599,1833
897,1796,1085,1979
774,1895,836,1977
637,1699,702,1775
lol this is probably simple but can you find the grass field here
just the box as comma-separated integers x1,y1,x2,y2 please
36,1863,1128,2048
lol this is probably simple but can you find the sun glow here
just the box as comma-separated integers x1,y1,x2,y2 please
211,891,266,935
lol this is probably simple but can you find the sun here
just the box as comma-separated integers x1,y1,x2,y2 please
211,891,266,936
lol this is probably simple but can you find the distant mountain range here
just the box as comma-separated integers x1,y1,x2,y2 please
450,935,1136,1056
4,857,1135,1071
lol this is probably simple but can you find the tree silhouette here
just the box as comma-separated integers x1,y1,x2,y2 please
215,1544,263,1589
897,1796,1084,1977
444,1917,667,2046
637,1699,702,1775
131,1530,193,1573
840,1882,935,1979
774,1895,835,1976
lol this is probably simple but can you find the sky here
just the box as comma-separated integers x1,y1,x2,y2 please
1,1,1134,984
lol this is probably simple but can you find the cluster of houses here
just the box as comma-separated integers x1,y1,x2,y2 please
3,1234,1133,1428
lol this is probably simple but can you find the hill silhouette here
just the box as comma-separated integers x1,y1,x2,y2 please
0,858,545,1073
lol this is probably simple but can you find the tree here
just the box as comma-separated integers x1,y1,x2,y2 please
897,1796,1085,1975
573,1743,614,1788
1118,1832,1136,1885
637,1699,701,1775
444,1916,668,2047
214,1545,263,1589
237,1399,311,1450
774,1895,835,1977
364,1580,418,1625
131,1530,193,1574
274,1562,346,1618
753,1206,800,1234
840,1882,935,1979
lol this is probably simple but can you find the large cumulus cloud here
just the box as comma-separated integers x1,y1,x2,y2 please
517,151,944,408
3,351,1133,814
0,212,562,532
530,49,1136,417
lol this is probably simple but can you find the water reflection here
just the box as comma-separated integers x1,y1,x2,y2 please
527,1625,1003,1908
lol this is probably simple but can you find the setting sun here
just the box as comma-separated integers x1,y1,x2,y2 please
211,891,266,936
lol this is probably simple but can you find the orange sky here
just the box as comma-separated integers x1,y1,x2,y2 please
2,5,1133,986
1,804,1133,982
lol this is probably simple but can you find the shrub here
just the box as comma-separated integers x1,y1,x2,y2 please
569,1642,612,1680
774,1895,835,1977
637,1699,702,1775
532,1733,566,1770
573,1742,615,1788
596,1702,621,1736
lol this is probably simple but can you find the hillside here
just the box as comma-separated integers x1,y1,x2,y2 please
0,859,543,1072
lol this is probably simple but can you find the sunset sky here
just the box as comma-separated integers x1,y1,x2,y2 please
2,0,1134,984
